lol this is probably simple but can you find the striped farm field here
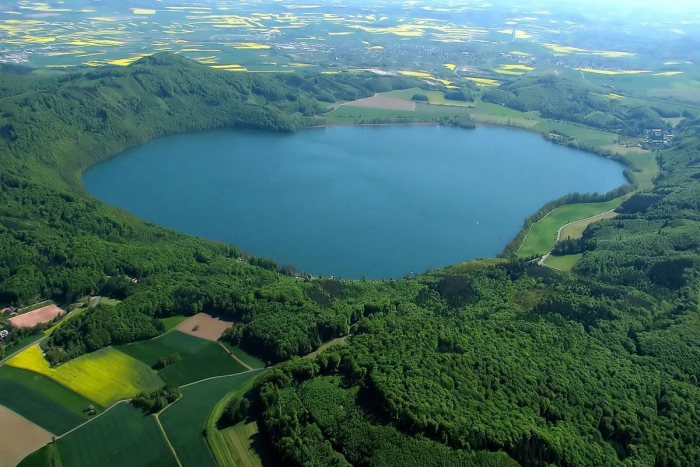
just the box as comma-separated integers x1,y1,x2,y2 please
0,366,94,434
58,402,179,467
6,345,163,406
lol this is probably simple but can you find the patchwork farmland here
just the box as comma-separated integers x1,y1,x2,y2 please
6,346,163,406
117,329,246,387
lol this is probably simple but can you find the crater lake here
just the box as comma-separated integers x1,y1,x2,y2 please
82,125,627,278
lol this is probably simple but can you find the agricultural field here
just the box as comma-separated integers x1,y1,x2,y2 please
545,253,583,272
560,211,619,240
517,198,624,258
344,94,416,111
117,330,246,387
159,315,190,332
532,121,619,149
16,444,57,467
213,421,268,467
322,103,471,124
207,375,278,467
382,88,473,107
6,345,163,407
222,344,267,370
58,402,179,467
0,366,94,435
160,371,262,467
0,405,53,467
174,312,234,342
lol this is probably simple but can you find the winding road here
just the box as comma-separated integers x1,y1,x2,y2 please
538,209,616,267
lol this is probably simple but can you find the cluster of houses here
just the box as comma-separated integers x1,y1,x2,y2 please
645,129,674,147
0,308,16,341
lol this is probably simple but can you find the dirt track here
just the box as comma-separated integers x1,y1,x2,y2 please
9,304,65,328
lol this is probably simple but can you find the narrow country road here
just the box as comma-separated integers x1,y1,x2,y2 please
539,209,617,268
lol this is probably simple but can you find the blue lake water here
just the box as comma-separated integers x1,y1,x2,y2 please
82,125,627,278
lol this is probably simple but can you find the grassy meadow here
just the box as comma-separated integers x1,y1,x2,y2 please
545,254,583,272
321,103,472,124
6,346,163,406
0,366,94,434
58,402,179,467
560,211,619,240
223,344,267,370
517,198,624,258
160,371,261,467
382,87,473,106
117,330,247,387
159,315,190,332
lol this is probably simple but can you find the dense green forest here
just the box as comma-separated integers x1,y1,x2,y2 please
2,54,700,465
481,76,693,135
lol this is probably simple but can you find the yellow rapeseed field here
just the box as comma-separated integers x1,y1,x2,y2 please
575,68,651,75
6,345,162,407
399,70,433,78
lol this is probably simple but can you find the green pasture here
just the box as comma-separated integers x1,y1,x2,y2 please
623,151,658,190
560,212,618,240
159,315,190,332
517,198,624,258
0,366,95,435
545,254,583,272
321,104,471,124
160,371,261,467
16,444,62,467
533,120,619,149
221,343,267,370
116,330,246,387
58,402,178,467
382,87,473,106
305,336,349,360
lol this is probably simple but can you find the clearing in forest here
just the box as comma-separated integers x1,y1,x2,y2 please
6,345,163,407
0,405,54,467
344,94,416,111
9,304,65,328
175,313,233,341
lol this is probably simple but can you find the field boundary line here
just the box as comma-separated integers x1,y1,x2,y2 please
179,368,264,389
217,342,253,371
155,413,183,467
